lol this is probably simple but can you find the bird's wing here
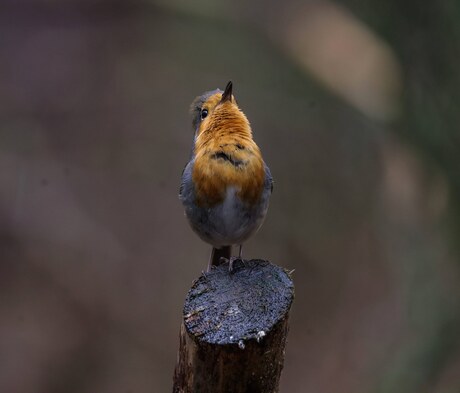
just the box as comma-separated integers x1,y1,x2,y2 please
264,164,274,194
179,160,194,201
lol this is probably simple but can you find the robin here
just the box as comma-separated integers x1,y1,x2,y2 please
180,81,273,272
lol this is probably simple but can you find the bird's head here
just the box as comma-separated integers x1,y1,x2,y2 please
190,81,252,146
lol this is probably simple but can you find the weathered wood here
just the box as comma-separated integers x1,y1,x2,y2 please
173,259,294,393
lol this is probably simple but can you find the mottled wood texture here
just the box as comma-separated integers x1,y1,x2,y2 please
173,259,294,393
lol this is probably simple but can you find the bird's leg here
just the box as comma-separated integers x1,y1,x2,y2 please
228,245,243,272
214,245,243,272
208,246,232,272
207,248,215,273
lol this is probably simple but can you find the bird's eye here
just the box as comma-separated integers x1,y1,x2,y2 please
201,109,208,120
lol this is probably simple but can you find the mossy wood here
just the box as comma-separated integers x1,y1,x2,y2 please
173,259,294,393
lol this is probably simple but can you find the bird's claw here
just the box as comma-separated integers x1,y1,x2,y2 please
219,256,244,272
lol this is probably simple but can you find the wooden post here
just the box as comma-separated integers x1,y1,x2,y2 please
173,259,294,393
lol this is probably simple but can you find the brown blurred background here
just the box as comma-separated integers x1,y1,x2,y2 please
1,1,460,392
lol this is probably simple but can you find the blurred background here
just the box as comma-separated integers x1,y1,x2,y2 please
1,1,460,392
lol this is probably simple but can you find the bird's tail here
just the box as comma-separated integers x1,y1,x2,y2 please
209,246,232,270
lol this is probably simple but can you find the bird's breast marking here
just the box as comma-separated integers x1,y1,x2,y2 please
211,151,248,168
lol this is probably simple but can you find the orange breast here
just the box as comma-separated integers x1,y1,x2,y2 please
192,139,265,207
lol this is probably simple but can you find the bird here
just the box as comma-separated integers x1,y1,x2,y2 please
179,81,273,272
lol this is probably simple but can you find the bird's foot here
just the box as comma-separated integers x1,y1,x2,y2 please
219,256,245,272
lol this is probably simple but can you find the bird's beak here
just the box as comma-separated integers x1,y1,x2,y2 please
220,81,233,103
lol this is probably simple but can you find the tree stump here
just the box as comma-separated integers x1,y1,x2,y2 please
173,259,294,393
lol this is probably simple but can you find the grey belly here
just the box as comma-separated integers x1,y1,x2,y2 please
184,187,269,247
